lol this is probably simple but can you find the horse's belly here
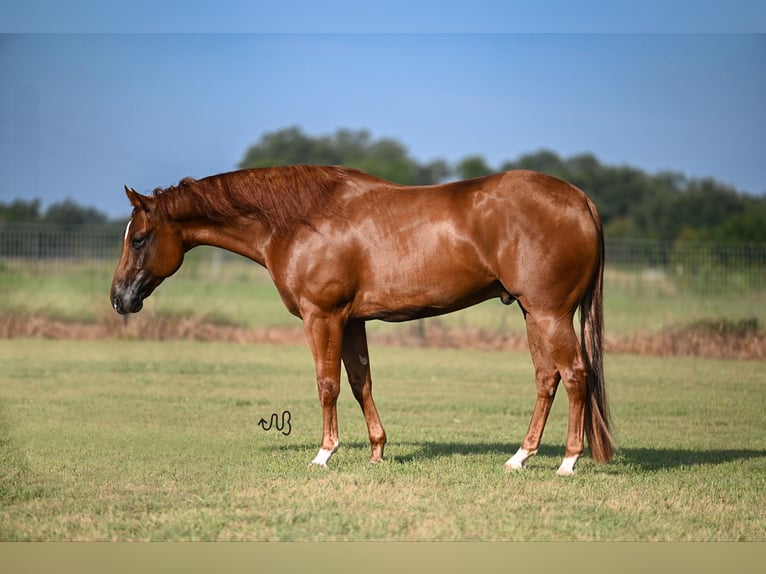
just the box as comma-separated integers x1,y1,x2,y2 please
352,280,506,322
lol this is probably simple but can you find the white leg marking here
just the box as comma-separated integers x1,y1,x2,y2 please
310,441,339,468
504,448,536,470
358,355,368,366
556,454,579,476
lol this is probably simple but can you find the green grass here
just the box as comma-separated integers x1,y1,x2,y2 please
1,339,764,541
1,252,764,336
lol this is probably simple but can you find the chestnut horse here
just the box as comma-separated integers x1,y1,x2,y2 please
110,165,613,475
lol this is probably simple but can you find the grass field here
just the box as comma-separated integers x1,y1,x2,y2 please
1,339,764,541
2,250,764,338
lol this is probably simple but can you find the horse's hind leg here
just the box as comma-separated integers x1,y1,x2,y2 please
341,319,387,462
536,312,589,475
505,314,561,470
551,321,588,475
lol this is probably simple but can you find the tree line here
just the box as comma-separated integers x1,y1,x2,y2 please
239,127,766,243
0,198,111,227
2,127,765,243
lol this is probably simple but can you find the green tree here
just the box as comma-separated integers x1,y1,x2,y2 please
43,199,108,227
239,126,446,185
415,159,451,186
501,149,568,179
455,155,493,179
711,201,766,243
0,198,42,223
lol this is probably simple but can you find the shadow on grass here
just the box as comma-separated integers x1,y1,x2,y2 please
614,447,766,472
274,440,766,472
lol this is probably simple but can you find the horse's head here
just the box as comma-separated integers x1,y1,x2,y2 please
110,186,185,315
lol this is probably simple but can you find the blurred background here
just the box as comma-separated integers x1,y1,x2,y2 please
1,4,764,356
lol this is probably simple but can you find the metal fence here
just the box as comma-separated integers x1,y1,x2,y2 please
0,223,124,261
606,238,766,296
1,222,765,297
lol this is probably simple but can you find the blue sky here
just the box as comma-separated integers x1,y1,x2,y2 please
1,2,765,218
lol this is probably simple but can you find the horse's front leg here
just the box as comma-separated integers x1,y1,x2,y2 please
303,310,345,468
341,319,386,462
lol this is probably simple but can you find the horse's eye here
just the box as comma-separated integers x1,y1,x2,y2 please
131,235,147,249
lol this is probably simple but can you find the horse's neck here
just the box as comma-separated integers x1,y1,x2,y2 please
162,179,276,267
180,216,272,268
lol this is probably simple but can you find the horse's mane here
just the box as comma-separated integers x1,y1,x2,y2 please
152,165,350,237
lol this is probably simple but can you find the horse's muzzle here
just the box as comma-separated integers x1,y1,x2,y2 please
111,289,144,314
110,278,152,315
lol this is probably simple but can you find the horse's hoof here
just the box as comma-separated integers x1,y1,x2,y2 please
504,448,534,470
556,455,579,476
310,446,338,468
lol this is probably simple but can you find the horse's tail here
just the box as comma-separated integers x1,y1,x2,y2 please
580,198,614,463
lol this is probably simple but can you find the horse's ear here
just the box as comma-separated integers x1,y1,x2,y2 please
124,186,150,211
